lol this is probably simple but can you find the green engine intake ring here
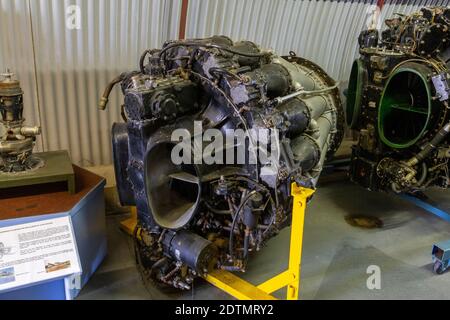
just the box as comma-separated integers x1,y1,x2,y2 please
378,63,434,149
346,59,366,129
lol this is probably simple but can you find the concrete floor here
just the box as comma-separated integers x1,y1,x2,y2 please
77,178,450,300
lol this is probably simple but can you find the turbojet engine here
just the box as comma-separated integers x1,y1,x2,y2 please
347,7,450,193
100,36,343,290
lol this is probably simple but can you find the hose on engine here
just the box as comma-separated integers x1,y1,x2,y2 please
98,74,125,110
156,41,270,74
388,123,450,192
139,49,152,74
407,122,450,167
209,67,242,81
158,41,269,61
139,49,160,74
228,190,257,260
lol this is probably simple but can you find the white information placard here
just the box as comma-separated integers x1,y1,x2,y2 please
0,216,81,291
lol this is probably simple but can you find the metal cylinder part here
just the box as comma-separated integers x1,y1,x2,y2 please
303,95,328,120
162,230,218,274
273,56,316,91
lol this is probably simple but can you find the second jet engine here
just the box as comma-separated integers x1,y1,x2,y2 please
347,7,450,193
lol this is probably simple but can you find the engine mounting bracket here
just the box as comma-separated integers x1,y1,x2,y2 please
120,183,315,300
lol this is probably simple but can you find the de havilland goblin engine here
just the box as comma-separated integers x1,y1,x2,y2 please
101,36,343,290
0,70,42,173
347,7,450,193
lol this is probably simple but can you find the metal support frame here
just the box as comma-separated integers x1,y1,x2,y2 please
120,207,138,234
203,183,314,300
121,183,314,300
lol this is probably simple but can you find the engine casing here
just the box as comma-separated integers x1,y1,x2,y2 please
105,36,343,289
347,7,450,193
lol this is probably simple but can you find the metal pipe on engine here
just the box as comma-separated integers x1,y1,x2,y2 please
407,122,450,167
290,112,333,171
273,85,339,106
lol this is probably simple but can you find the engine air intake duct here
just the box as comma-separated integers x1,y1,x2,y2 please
145,141,203,230
379,63,434,149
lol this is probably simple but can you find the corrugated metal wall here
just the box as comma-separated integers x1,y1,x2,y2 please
0,0,180,166
186,0,378,82
30,0,181,166
0,0,447,166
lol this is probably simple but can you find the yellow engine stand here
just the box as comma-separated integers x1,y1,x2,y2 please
121,183,314,300
120,206,138,235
